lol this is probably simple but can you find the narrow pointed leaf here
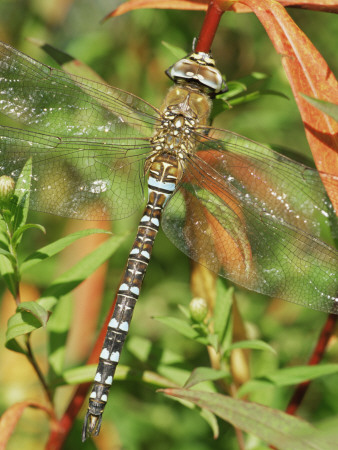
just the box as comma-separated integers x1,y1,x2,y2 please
47,295,73,378
0,253,17,298
42,233,127,298
184,367,229,388
162,41,187,59
301,94,338,122
6,235,125,351
263,364,338,386
224,339,276,356
200,408,219,439
27,37,107,82
21,228,111,272
54,364,176,388
161,388,334,449
12,159,32,232
11,223,45,248
155,316,209,344
213,283,233,346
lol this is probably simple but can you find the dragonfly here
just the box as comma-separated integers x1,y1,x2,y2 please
0,41,337,440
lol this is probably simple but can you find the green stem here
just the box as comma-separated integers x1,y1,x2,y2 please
3,211,21,304
25,334,53,405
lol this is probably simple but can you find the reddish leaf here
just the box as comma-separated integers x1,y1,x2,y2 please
241,0,338,210
105,0,338,20
104,0,207,20
232,0,338,13
0,401,53,448
275,0,338,13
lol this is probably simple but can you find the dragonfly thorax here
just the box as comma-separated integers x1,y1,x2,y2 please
149,115,194,166
161,85,212,125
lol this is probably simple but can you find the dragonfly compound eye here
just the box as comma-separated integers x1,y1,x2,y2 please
165,52,227,95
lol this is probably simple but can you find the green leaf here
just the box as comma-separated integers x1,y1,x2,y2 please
21,228,111,272
55,364,96,386
38,296,58,311
301,94,338,121
206,333,219,350
200,409,219,439
225,80,247,98
238,365,338,397
155,316,203,341
211,70,287,121
42,233,127,298
222,73,268,100
28,37,106,82
162,41,186,59
6,311,42,353
0,252,17,298
213,282,233,349
236,379,272,398
0,248,16,265
160,388,333,450
184,367,229,389
177,304,190,319
6,339,27,354
228,89,288,107
17,301,50,327
47,295,73,378
4,234,126,353
210,98,231,121
5,297,58,353
53,364,176,388
236,72,268,86
224,339,276,356
11,224,45,249
12,159,32,233
263,364,338,386
127,335,184,365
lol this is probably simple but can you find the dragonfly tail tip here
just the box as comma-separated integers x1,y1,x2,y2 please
82,412,103,442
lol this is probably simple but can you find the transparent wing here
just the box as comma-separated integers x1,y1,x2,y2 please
0,126,150,220
162,128,338,313
0,41,160,137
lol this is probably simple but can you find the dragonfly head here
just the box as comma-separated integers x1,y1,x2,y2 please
165,52,228,97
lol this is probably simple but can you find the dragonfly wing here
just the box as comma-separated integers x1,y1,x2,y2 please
196,127,338,241
0,126,149,220
0,41,159,138
161,131,338,313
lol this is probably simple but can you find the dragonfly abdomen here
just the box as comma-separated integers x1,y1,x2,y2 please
82,155,179,440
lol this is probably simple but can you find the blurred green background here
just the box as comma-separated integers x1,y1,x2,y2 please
0,1,337,449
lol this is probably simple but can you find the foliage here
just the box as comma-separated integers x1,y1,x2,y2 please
0,1,337,450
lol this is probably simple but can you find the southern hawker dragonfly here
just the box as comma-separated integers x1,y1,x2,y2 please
0,41,337,440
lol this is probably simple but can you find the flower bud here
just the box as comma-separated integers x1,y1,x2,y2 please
0,176,15,201
189,297,208,322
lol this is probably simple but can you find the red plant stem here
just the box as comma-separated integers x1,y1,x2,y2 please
45,296,117,450
286,313,337,415
195,0,224,54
